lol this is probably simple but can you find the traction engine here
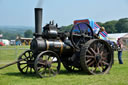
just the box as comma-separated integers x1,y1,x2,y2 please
0,8,114,78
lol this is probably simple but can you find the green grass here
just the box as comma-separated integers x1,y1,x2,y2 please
0,46,128,85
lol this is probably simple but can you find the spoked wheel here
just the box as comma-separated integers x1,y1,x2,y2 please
70,22,94,49
17,50,35,74
80,39,113,74
34,50,61,78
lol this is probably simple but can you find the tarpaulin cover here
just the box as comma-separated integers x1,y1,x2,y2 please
74,18,108,40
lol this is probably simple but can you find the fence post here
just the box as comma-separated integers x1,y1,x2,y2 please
15,46,18,57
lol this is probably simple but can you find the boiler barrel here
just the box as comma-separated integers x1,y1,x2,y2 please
30,39,73,54
46,40,73,54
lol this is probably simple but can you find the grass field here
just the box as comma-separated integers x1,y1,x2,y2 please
0,46,128,85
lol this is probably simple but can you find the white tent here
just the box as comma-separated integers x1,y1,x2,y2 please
1,39,10,45
107,33,128,43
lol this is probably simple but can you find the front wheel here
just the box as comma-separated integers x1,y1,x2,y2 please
34,50,61,78
17,50,35,74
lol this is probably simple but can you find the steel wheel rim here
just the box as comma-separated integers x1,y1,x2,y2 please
70,22,94,49
80,39,113,74
34,51,60,78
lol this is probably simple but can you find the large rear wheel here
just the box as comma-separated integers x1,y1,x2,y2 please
80,39,113,74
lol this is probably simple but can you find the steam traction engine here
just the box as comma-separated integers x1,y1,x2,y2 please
0,8,114,78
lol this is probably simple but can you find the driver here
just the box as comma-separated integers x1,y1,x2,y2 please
94,26,105,39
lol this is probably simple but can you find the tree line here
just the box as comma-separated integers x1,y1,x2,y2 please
59,18,128,33
0,18,128,40
0,29,33,40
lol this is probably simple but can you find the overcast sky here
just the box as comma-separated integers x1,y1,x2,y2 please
0,0,128,27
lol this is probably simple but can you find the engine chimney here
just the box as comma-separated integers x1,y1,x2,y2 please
34,8,42,38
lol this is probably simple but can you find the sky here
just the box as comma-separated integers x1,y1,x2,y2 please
0,0,128,27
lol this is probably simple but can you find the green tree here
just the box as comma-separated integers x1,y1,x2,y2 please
96,22,104,27
115,18,128,33
103,20,118,33
24,29,33,38
59,24,73,32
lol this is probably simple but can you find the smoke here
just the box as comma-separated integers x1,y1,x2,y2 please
36,0,44,8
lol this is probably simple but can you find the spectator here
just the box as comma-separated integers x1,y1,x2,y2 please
117,38,123,64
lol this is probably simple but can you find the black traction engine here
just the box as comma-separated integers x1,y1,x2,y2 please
0,8,114,78
18,8,113,78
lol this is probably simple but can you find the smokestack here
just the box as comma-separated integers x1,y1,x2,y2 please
35,8,42,37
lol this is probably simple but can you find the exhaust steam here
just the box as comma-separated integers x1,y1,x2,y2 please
36,0,44,8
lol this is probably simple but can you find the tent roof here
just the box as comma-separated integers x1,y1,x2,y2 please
120,34,128,38
107,33,128,42
108,33,128,39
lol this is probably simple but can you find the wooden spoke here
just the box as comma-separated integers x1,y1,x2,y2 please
86,59,92,63
76,38,82,46
90,48,96,55
98,65,102,72
24,53,28,58
21,65,27,70
51,69,56,74
22,55,27,61
102,61,109,66
86,55,95,59
87,60,95,67
102,52,109,57
102,57,107,61
39,68,46,76
99,61,104,70
38,61,45,65
37,65,44,70
25,67,28,73
100,51,104,56
87,50,92,55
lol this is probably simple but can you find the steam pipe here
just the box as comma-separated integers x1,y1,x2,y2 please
34,8,42,38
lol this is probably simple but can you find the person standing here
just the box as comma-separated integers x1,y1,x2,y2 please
117,38,123,64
